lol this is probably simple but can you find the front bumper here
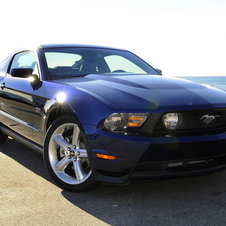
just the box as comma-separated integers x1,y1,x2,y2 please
85,127,226,185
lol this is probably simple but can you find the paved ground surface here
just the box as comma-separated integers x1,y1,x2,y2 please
1,137,226,226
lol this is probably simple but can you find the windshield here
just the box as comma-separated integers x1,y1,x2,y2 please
42,47,160,80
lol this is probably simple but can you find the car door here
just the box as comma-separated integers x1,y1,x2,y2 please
0,51,38,141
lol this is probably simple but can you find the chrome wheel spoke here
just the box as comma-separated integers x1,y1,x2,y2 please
73,159,85,181
55,156,72,171
53,134,73,151
72,125,80,147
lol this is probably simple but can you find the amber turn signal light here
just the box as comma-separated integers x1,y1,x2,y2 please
127,115,147,127
96,153,116,160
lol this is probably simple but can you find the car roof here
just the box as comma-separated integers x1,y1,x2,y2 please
38,43,125,51
3,44,161,79
5,44,127,61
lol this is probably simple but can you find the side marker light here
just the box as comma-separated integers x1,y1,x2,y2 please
96,153,116,160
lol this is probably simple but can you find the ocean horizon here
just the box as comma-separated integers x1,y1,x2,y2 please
176,76,226,90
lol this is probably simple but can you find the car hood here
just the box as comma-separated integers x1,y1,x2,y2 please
59,74,226,112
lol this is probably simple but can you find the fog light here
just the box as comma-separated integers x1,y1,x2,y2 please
163,113,182,130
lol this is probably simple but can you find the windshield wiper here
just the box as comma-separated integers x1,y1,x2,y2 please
70,74,89,78
51,74,89,80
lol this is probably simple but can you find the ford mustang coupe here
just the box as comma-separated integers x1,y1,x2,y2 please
1,44,226,192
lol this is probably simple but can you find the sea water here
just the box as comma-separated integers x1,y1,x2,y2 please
177,76,226,90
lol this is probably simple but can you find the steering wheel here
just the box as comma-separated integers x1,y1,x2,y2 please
112,70,126,73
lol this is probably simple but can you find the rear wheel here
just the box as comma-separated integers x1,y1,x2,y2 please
0,131,8,143
44,115,96,192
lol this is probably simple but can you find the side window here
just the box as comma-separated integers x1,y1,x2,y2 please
9,51,38,76
0,57,9,72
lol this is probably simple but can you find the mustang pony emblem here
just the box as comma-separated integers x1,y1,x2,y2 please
201,114,220,124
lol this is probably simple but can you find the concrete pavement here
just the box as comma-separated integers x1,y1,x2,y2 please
1,137,226,226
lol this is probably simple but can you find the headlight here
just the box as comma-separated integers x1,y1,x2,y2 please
104,113,125,131
104,113,149,132
163,113,182,130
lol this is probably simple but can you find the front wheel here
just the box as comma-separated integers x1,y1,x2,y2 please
44,115,97,192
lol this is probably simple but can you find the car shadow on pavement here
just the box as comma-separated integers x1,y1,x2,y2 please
0,137,53,183
61,173,226,226
2,137,226,225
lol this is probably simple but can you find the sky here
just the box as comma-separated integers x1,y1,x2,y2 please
0,0,226,77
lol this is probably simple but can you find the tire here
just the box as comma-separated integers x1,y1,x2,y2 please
44,115,97,192
0,131,8,143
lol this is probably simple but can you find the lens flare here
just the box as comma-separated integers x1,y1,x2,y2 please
55,92,66,103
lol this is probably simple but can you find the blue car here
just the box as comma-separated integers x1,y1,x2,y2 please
1,44,226,192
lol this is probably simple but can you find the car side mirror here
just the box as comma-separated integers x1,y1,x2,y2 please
10,68,33,78
10,68,41,89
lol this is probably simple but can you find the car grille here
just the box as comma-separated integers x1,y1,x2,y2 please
141,108,226,137
182,109,225,128
129,156,226,180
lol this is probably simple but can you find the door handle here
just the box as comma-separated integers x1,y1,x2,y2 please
1,83,5,90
